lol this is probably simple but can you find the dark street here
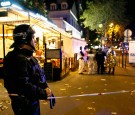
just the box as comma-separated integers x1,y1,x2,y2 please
1,64,135,115
41,68,135,115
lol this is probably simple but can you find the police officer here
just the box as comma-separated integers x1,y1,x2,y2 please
95,48,106,74
3,24,55,115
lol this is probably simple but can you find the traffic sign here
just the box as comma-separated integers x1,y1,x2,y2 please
124,29,132,37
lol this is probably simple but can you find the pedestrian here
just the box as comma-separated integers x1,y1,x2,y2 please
105,46,116,74
87,50,95,74
95,48,106,74
78,46,84,74
3,24,55,115
83,47,88,72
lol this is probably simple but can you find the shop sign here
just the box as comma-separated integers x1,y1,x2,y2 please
0,20,30,24
0,1,12,7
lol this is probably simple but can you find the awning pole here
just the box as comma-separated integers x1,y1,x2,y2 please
2,24,5,58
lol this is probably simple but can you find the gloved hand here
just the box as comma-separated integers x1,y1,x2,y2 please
45,87,52,97
45,87,56,109
49,93,56,109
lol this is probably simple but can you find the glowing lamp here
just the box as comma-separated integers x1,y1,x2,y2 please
0,1,11,7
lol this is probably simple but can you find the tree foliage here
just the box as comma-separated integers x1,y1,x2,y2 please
15,0,47,16
80,0,128,33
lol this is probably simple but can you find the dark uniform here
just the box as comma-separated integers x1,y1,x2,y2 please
3,24,55,115
95,49,106,74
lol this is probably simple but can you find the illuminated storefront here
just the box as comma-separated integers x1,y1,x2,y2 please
0,1,86,80
0,2,70,79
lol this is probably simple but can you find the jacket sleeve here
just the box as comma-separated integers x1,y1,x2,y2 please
15,56,48,100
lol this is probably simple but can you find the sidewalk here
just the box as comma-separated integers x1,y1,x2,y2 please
114,63,135,77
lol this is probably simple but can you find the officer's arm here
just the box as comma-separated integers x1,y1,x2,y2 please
16,57,48,100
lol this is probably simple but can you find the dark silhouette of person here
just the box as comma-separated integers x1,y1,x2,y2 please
3,24,55,115
95,48,106,74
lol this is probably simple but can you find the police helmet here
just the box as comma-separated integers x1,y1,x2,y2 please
10,24,35,49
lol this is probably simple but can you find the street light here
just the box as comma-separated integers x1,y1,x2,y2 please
109,23,114,28
99,24,103,28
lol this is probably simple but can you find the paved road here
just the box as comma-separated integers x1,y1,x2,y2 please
1,64,135,115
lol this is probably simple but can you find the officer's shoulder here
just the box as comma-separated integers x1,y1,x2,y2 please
4,50,15,59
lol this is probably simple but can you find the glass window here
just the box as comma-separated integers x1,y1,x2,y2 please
50,3,57,11
61,2,68,10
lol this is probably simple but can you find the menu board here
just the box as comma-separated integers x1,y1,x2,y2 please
46,49,61,59
44,62,53,80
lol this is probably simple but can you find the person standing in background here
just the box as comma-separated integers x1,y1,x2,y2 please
87,50,95,74
95,48,106,74
83,47,88,72
105,46,116,74
78,46,84,74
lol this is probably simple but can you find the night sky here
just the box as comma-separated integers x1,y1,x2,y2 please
126,0,135,38
126,0,135,20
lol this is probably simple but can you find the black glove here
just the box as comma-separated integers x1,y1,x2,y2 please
50,93,56,109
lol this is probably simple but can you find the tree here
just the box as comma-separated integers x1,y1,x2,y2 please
80,0,128,37
16,0,47,16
